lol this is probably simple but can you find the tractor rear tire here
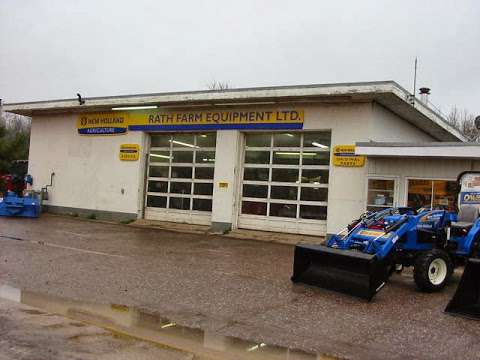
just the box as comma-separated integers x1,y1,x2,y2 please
414,249,453,292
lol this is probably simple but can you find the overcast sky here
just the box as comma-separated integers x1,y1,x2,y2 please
1,0,479,115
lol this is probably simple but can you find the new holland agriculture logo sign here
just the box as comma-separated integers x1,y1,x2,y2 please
78,114,127,135
77,109,304,135
332,145,365,167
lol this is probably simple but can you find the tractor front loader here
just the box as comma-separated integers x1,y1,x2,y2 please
292,171,480,313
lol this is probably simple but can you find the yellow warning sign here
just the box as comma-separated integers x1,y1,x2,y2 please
119,144,140,161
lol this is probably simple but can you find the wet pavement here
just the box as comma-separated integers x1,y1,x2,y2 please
1,214,480,359
0,284,323,359
0,297,193,360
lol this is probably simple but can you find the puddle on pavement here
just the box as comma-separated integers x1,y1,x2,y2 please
0,284,332,360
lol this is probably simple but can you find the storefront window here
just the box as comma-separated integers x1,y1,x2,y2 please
407,179,456,210
367,179,395,212
241,132,330,221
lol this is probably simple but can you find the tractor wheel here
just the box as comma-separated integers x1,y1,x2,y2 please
414,249,453,292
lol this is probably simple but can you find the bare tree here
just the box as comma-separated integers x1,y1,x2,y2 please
206,80,231,91
446,106,479,142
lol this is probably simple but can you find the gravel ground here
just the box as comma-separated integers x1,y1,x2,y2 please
1,214,479,359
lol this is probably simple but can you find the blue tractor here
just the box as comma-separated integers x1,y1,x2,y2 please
292,171,480,308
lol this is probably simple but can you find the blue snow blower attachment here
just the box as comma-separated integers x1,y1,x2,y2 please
292,208,415,300
0,191,41,218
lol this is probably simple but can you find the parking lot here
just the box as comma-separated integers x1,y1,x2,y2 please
1,214,479,359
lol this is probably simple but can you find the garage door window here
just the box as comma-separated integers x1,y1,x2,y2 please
241,132,330,221
146,133,216,212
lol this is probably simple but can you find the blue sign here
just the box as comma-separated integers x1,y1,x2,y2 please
78,127,127,135
460,191,480,204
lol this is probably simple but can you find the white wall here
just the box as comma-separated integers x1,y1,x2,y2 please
211,130,242,227
370,103,435,142
28,114,146,216
27,101,454,234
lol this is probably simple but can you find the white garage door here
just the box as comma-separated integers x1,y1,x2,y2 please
144,133,216,225
238,132,330,235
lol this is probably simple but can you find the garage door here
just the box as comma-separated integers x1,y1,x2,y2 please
238,132,330,235
144,133,216,225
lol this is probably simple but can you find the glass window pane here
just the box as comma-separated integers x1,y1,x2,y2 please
302,151,330,165
407,179,432,210
303,132,331,149
195,151,215,164
271,186,298,200
148,181,168,193
432,180,456,210
197,133,216,147
169,197,190,210
300,205,327,220
149,166,169,178
171,134,195,148
246,134,270,147
172,151,193,163
301,169,329,184
272,168,299,183
195,167,214,179
147,195,167,208
368,179,395,207
242,201,267,215
273,151,300,165
151,135,171,147
171,167,192,179
194,183,213,195
243,184,268,198
300,187,328,202
273,133,300,147
245,151,270,164
193,198,212,211
149,151,171,163
269,203,297,218
244,168,269,181
170,182,192,194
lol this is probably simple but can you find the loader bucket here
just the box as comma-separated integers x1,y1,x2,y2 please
445,258,480,320
291,244,389,301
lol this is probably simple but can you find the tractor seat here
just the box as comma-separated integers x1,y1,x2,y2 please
451,205,479,230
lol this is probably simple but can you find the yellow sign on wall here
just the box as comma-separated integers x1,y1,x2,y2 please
77,109,304,135
333,145,365,167
119,144,140,161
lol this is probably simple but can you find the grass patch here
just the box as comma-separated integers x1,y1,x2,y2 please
87,213,97,220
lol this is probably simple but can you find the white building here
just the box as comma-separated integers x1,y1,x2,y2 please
4,81,480,237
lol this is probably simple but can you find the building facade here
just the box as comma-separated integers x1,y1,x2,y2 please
4,81,479,237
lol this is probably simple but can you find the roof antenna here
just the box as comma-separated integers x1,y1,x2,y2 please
77,93,85,105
